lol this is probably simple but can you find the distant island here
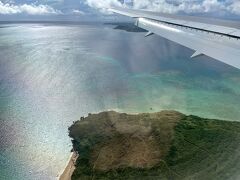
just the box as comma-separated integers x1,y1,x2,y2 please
65,111,240,180
106,22,147,32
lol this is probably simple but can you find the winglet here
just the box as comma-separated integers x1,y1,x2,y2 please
145,31,154,37
191,51,203,58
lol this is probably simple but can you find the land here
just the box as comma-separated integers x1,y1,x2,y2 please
59,152,78,180
106,22,147,32
68,111,240,180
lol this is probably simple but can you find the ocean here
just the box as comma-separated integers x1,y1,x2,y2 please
0,22,240,180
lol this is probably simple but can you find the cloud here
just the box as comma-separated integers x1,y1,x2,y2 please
84,0,240,16
85,0,123,13
136,0,225,14
72,9,85,15
132,0,239,14
0,1,61,15
227,1,240,15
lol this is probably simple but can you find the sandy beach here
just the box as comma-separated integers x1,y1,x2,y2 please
59,152,78,180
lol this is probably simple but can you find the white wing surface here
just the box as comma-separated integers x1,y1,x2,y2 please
109,7,240,69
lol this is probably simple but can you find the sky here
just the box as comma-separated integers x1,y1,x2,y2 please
0,0,240,21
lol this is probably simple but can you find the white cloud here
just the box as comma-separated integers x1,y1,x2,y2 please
133,0,229,14
0,1,61,15
72,9,85,15
227,1,240,15
85,0,123,13
85,0,240,16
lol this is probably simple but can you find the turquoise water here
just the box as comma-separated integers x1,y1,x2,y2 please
0,23,240,180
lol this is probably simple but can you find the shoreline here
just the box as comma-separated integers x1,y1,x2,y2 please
58,152,78,180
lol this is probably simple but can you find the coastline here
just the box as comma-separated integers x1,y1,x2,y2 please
59,152,78,180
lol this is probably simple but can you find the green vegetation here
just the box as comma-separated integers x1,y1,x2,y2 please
69,111,240,180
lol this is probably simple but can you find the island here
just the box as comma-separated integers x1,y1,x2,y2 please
65,111,240,180
105,22,147,32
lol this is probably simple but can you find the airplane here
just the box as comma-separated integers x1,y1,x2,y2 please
109,6,240,69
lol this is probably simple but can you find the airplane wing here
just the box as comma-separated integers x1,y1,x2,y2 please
109,7,240,69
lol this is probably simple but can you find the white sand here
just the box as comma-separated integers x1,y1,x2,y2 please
59,152,78,180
